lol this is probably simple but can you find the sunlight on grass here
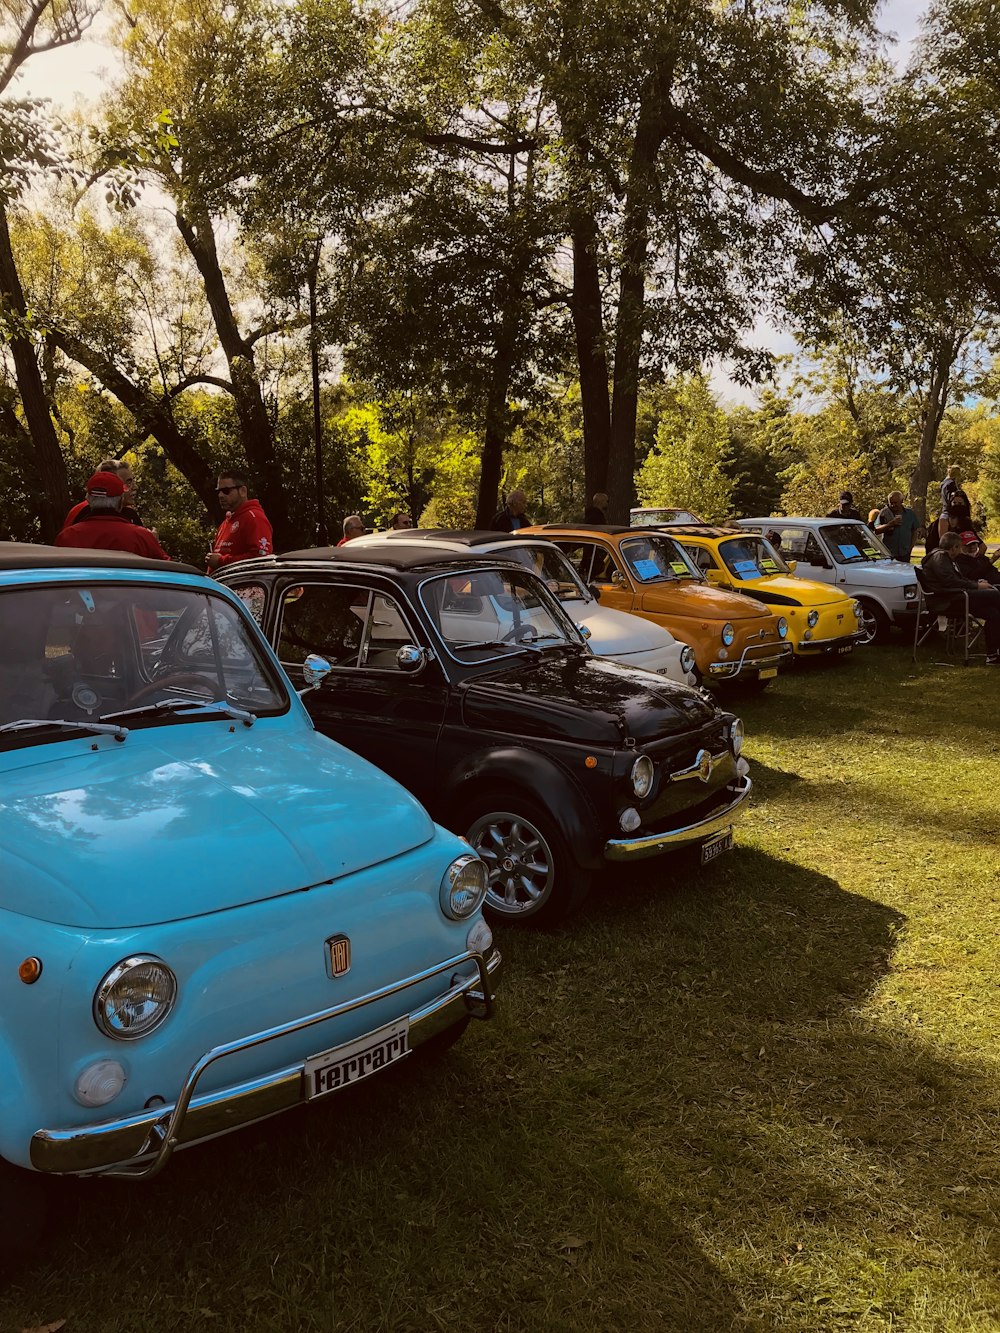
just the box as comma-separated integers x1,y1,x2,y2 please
3,645,999,1331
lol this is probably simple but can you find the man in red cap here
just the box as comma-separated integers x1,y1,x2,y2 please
206,470,273,571
54,472,170,560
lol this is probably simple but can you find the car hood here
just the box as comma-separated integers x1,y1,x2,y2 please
835,560,916,587
638,580,772,620
461,653,718,744
0,726,434,928
737,575,847,607
566,598,677,653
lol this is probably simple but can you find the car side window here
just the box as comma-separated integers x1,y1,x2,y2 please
278,584,415,672
229,583,267,626
684,544,715,574
553,542,596,583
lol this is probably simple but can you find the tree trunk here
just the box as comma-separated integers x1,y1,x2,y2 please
571,209,611,501
174,207,293,546
0,201,69,540
477,319,521,527
908,333,959,522
607,108,664,524
48,326,218,519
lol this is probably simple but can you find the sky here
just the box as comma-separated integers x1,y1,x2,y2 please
12,0,930,406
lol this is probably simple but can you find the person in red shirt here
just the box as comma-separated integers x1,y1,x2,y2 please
54,472,171,560
206,470,273,571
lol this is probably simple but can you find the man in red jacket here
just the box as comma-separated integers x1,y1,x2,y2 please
54,472,171,560
206,470,273,571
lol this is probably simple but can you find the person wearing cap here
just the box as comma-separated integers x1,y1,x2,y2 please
54,472,170,560
956,531,1000,586
922,531,1000,664
206,471,273,571
874,491,923,562
826,491,863,520
63,457,146,529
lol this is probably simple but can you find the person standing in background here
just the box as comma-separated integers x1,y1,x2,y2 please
874,492,923,562
491,489,531,532
206,471,273,571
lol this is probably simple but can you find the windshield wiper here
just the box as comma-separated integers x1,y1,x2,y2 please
102,699,256,727
0,718,129,741
449,640,536,655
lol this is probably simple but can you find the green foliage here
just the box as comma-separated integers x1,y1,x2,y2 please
636,376,735,522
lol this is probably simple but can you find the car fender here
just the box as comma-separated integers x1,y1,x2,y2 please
441,746,606,869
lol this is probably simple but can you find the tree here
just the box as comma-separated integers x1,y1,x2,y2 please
636,375,734,522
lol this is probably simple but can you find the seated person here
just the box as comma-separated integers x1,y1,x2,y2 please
922,532,1000,664
956,532,1000,586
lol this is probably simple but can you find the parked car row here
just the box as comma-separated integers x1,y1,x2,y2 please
0,537,753,1263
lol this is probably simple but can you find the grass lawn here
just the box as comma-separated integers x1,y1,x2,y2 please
4,643,1000,1332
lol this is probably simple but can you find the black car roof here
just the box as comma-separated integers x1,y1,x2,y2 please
370,529,551,548
273,543,525,573
0,542,204,576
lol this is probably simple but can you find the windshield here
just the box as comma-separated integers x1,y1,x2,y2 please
420,567,583,663
718,535,790,580
820,524,892,565
501,544,591,603
619,535,703,583
630,508,702,527
0,582,287,747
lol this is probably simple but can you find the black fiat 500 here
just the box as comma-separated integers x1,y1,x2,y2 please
220,545,752,924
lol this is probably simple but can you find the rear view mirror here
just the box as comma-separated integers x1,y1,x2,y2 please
785,559,797,573
396,644,427,673
299,653,331,694
705,569,726,585
588,584,602,602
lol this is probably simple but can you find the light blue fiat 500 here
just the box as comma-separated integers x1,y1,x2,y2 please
0,545,500,1264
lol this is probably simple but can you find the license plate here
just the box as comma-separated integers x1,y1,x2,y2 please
836,645,854,655
700,829,733,865
757,667,778,679
304,1018,410,1100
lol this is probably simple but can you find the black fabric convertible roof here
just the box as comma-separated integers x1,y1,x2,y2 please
277,543,523,572
0,542,203,576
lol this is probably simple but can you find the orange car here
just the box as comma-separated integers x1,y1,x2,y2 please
528,525,793,687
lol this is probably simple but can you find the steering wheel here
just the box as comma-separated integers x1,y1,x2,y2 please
502,623,538,645
126,672,215,707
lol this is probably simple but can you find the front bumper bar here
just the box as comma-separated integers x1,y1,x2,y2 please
31,947,502,1179
708,643,793,678
794,629,866,654
604,775,752,861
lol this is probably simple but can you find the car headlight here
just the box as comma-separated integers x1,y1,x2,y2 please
852,599,864,620
777,617,788,639
630,754,654,798
680,644,696,674
721,622,735,646
807,610,819,628
904,584,918,600
440,854,488,920
94,956,177,1041
729,717,744,757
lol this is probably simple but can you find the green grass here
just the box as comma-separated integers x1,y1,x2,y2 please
4,645,1000,1331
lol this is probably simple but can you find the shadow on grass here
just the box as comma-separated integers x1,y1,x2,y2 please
5,850,1000,1331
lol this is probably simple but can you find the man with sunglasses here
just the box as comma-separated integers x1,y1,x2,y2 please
206,470,273,572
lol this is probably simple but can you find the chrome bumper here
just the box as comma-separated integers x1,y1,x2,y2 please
604,776,752,861
31,948,501,1179
795,629,866,654
708,644,793,677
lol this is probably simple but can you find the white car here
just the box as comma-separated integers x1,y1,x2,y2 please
735,516,920,643
350,530,698,684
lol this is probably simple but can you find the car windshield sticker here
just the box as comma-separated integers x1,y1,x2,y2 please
838,543,861,559
670,561,688,575
732,559,759,578
632,558,661,580
760,557,778,572
862,546,878,557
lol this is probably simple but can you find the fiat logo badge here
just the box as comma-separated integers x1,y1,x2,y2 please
325,935,351,978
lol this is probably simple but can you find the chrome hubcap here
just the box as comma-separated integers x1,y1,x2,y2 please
466,812,555,916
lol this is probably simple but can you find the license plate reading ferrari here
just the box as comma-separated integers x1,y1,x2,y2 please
700,829,733,865
305,1018,410,1100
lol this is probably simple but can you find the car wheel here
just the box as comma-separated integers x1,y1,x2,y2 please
0,1158,47,1273
460,796,591,924
857,600,890,645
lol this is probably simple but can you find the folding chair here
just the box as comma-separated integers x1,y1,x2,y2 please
912,569,984,665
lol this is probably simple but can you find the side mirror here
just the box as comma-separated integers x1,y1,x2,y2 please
299,653,331,694
575,623,592,641
611,570,624,586
705,568,726,585
396,644,427,673
785,559,797,573
588,584,602,602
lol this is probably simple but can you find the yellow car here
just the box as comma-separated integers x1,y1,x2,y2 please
672,526,866,660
